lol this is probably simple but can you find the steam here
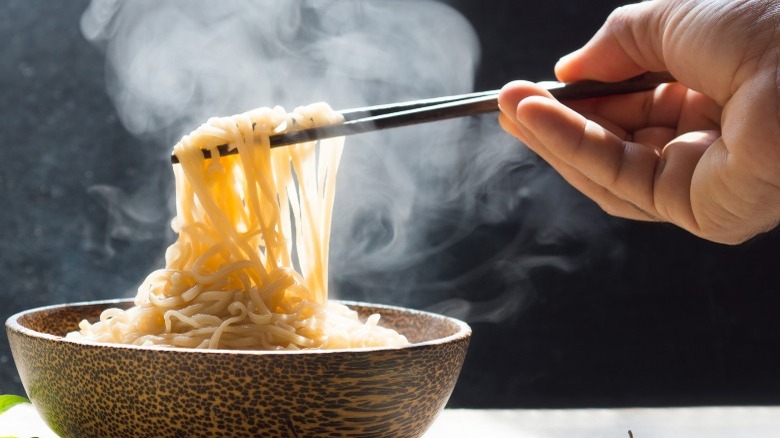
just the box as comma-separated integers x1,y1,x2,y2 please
81,0,477,144
84,172,169,259
80,0,625,323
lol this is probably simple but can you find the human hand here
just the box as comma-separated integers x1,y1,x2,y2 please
498,0,780,244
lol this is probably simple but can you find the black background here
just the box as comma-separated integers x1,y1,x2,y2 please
3,0,780,409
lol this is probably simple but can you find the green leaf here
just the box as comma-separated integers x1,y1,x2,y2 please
0,395,29,415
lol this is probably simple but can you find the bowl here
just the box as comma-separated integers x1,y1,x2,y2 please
6,299,470,438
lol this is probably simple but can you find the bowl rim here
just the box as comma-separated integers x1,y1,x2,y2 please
6,298,471,355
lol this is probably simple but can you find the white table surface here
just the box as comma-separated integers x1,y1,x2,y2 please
427,407,780,437
3,404,780,437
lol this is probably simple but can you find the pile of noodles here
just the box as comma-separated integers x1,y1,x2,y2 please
68,103,408,350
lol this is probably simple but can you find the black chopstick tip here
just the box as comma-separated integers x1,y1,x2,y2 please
170,144,240,164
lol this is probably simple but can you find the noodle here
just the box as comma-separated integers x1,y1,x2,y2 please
68,103,408,350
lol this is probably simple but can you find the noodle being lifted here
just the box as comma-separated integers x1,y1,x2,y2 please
70,103,408,350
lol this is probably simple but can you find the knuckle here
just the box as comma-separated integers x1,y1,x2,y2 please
694,219,751,245
600,202,622,217
594,193,623,218
604,4,644,38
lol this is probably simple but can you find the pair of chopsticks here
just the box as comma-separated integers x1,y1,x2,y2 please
170,71,675,164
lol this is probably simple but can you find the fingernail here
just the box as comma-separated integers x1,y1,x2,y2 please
510,106,533,140
498,81,527,125
499,114,529,144
515,115,533,141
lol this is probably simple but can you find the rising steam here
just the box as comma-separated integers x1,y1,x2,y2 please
80,0,625,323
81,0,478,144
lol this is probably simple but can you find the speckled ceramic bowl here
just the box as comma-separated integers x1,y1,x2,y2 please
7,299,470,438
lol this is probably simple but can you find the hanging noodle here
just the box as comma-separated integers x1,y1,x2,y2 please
68,103,408,350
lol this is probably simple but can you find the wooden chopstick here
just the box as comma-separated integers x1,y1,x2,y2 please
171,71,675,164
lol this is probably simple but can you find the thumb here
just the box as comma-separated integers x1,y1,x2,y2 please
554,1,668,82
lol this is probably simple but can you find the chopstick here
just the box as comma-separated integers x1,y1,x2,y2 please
171,71,675,164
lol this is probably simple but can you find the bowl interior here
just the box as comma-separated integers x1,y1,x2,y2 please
11,299,468,347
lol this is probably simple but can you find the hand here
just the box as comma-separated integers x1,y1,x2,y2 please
498,0,780,244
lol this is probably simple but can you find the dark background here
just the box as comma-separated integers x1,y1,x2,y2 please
3,0,780,409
